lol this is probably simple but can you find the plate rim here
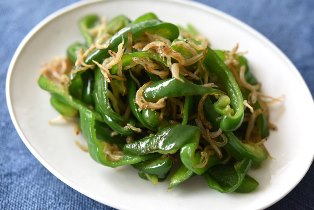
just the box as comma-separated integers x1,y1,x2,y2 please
5,0,314,209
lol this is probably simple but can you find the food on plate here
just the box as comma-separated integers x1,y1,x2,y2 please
38,12,276,192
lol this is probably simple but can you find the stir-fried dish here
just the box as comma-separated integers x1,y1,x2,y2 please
38,13,276,192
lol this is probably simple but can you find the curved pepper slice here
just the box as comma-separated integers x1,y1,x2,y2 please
168,164,194,189
203,48,244,131
142,109,160,129
94,68,124,122
127,76,156,130
38,75,103,122
237,55,269,139
107,15,131,35
180,141,219,175
69,74,84,100
204,97,268,166
204,159,252,193
182,96,193,125
110,51,167,74
143,77,223,102
94,122,125,145
133,12,159,24
123,124,200,155
67,42,86,64
85,19,179,64
215,50,269,138
50,96,78,117
133,156,172,179
82,71,94,105
236,175,259,193
94,68,134,136
124,123,218,174
80,108,155,167
224,132,268,166
79,14,100,46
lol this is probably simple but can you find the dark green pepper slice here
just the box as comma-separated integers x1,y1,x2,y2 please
182,96,193,125
236,175,259,193
143,77,223,102
82,71,94,105
79,108,156,167
224,132,268,166
94,122,125,145
168,164,194,189
94,68,134,136
215,50,269,138
204,97,268,166
134,156,172,179
107,15,131,35
110,51,167,75
69,74,83,100
79,14,100,46
67,42,85,64
123,124,200,155
133,12,159,24
127,76,155,130
85,19,179,64
38,75,103,122
203,48,244,131
141,109,160,129
50,96,78,117
180,141,219,175
204,159,252,193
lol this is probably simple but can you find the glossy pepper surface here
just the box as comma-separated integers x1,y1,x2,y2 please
85,19,180,64
203,48,244,131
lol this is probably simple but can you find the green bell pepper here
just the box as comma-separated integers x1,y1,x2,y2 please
203,48,244,131
85,19,179,64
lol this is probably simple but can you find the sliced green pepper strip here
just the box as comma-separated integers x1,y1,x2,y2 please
171,38,204,59
79,14,100,46
107,15,131,35
69,74,83,100
94,122,125,145
141,109,160,129
38,75,103,122
50,96,78,117
168,164,194,189
215,51,269,138
203,48,244,131
204,97,268,166
172,44,194,59
143,77,223,102
127,76,155,130
180,141,219,175
133,12,159,24
82,71,94,105
67,42,85,64
134,156,172,179
110,51,167,74
237,55,269,139
94,68,124,122
94,69,134,136
85,19,179,64
214,95,234,117
80,108,155,167
236,175,259,193
67,42,86,101
123,124,200,155
182,96,193,125
204,159,252,193
224,132,268,166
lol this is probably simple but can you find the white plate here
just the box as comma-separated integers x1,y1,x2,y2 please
6,0,314,209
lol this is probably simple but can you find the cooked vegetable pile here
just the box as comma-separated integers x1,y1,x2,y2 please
38,13,275,192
